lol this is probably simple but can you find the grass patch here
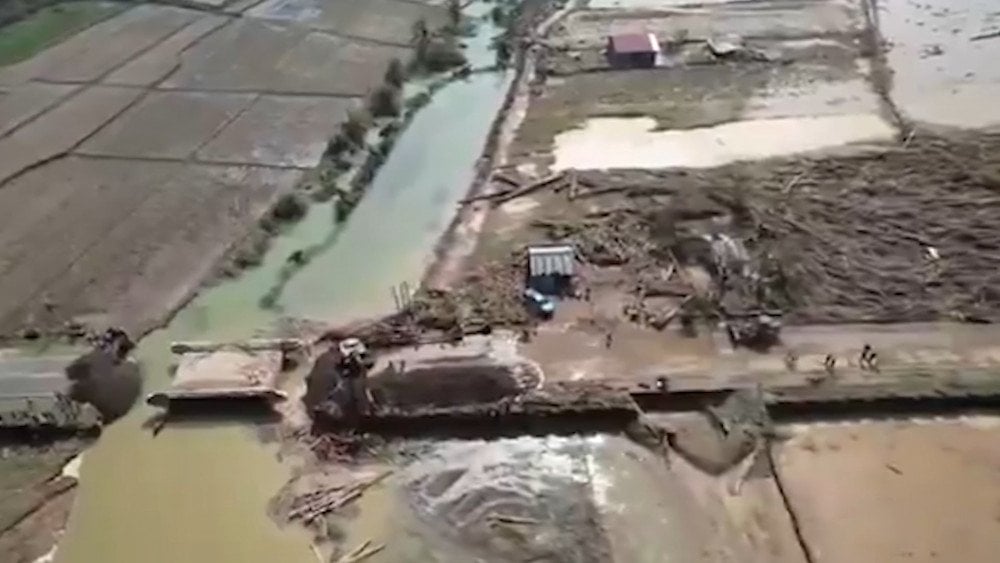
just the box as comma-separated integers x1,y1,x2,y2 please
0,1,121,67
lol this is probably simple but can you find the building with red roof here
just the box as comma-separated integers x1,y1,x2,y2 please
606,32,660,69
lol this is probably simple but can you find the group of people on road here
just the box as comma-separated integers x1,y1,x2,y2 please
783,343,881,376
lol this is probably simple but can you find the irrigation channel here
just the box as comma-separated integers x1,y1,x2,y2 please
52,8,516,563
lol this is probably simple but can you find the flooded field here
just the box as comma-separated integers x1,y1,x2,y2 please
879,0,1000,128
552,114,894,170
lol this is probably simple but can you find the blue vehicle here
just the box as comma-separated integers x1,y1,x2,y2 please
523,288,555,318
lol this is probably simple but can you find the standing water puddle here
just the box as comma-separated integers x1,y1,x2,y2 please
55,9,512,563
552,114,896,170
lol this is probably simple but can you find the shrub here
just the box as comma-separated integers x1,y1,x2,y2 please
271,193,307,223
405,91,432,113
369,84,401,117
325,134,350,156
490,6,505,25
423,39,467,72
342,109,370,147
385,57,405,88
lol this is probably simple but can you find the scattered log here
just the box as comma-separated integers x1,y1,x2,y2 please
489,514,539,526
493,172,523,188
288,471,393,524
970,30,1000,41
337,540,386,563
170,339,302,354
493,172,566,205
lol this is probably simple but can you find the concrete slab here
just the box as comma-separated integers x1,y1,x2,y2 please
78,91,256,159
146,346,286,405
197,94,354,167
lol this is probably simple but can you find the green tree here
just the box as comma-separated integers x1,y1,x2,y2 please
369,84,401,117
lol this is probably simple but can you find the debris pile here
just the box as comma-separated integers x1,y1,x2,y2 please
534,213,652,266
304,432,373,463
286,471,392,526
561,133,1000,325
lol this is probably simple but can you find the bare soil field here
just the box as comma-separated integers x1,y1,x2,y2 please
196,95,357,168
0,85,143,183
78,91,256,159
102,14,229,87
0,4,197,85
160,18,410,95
0,81,76,137
0,157,300,335
248,0,447,45
776,418,1000,563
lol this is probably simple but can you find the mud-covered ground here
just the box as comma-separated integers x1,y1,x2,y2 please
776,417,1000,563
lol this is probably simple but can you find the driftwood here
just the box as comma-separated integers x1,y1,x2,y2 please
336,540,386,563
493,172,523,188
458,171,528,204
970,30,1000,41
169,338,302,353
493,172,566,204
288,471,393,524
489,514,540,526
